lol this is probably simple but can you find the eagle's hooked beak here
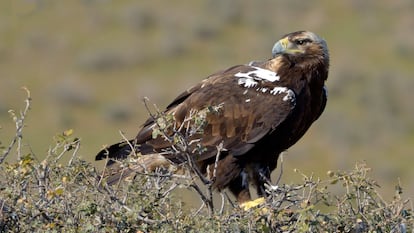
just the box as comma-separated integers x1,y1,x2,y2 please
272,37,301,57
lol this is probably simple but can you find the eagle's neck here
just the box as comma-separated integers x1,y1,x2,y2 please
259,55,328,99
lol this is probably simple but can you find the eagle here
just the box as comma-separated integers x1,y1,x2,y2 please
96,31,329,204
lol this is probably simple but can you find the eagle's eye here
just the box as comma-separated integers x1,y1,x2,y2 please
295,39,311,46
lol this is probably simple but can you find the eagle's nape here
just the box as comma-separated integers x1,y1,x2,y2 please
96,30,329,205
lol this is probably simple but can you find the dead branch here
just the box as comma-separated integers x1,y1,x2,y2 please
0,87,31,163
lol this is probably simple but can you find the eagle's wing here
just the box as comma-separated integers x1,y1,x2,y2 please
136,64,297,162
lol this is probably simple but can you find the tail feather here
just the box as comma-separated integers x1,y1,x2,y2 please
102,153,174,185
96,140,175,185
95,140,136,164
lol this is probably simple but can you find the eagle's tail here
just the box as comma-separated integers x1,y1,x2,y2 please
95,140,137,164
95,140,173,185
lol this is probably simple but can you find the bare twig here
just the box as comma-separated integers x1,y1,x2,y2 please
224,192,236,209
219,192,225,215
0,87,31,163
67,138,81,166
161,183,178,198
142,97,174,143
193,202,205,217
275,151,285,185
119,130,138,158
211,142,223,184
190,183,213,215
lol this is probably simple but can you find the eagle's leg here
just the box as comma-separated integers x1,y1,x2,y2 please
256,165,271,197
228,169,251,203
240,164,273,210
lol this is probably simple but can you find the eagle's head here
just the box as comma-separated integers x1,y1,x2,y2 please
272,31,329,69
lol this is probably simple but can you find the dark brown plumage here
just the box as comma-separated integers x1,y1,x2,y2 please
96,31,329,203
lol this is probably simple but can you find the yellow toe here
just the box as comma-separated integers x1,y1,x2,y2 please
240,197,266,211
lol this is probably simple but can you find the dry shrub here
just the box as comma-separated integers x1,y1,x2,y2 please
1,89,412,232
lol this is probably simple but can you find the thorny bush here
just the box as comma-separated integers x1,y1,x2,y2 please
0,89,413,232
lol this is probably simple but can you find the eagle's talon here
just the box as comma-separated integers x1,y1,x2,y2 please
240,197,266,211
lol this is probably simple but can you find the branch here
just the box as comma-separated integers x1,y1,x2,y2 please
0,87,31,164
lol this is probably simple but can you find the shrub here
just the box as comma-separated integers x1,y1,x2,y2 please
1,89,412,232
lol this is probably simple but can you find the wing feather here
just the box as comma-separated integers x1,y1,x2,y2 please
135,64,296,162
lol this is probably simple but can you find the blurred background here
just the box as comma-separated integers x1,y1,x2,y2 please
0,0,413,200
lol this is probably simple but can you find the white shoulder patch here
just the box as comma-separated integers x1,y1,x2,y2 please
270,87,296,103
235,66,295,106
235,66,280,82
237,76,258,88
